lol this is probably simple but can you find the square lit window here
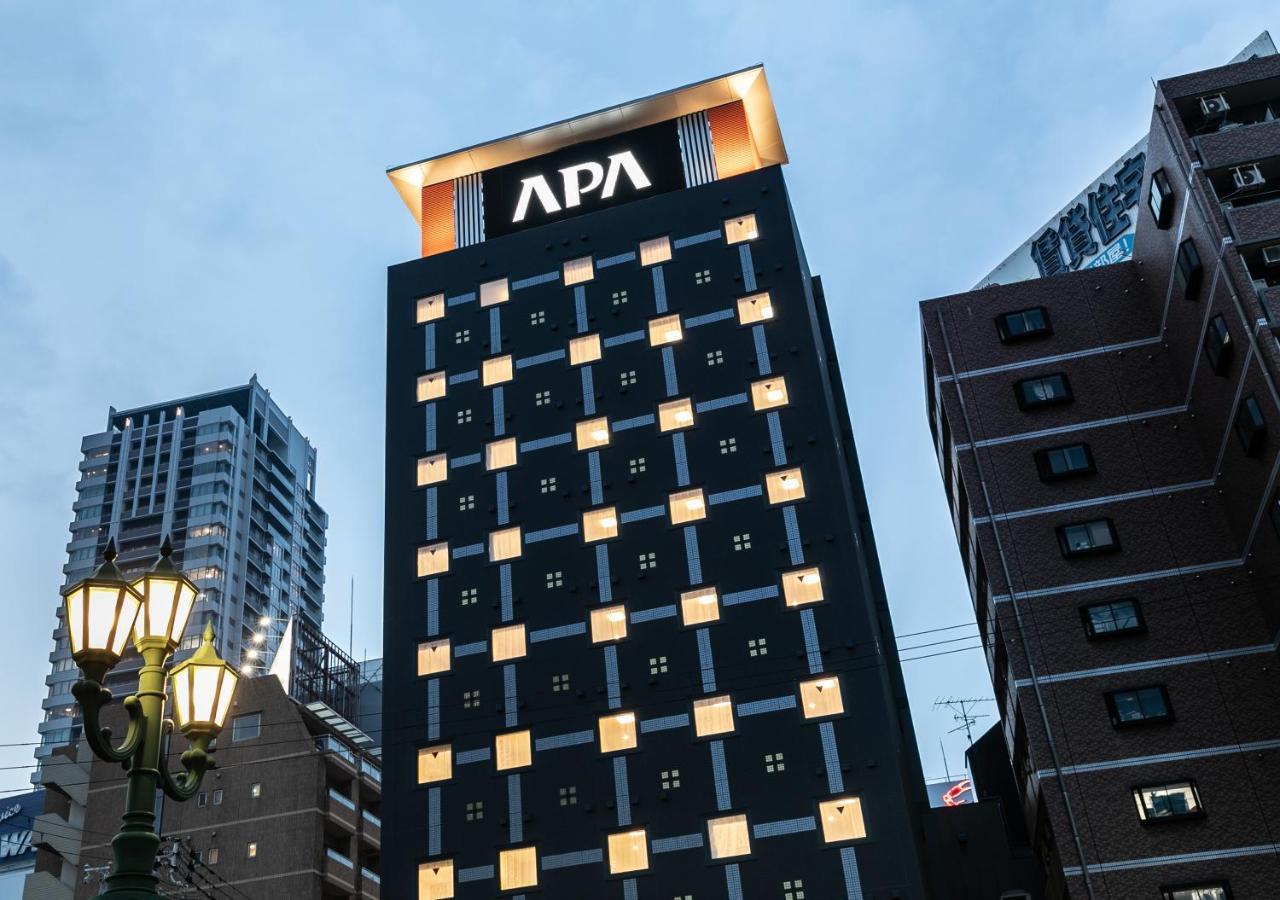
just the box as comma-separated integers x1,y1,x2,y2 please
486,438,518,471
607,829,650,875
417,543,449,578
569,334,603,366
693,695,735,737
482,355,513,387
416,293,445,324
479,278,509,308
724,213,759,244
658,398,695,432
765,468,806,504
599,711,637,753
648,314,683,346
669,488,707,525
639,236,672,266
583,507,619,543
498,846,537,890
707,814,751,859
489,527,522,562
417,638,451,676
819,797,867,843
751,377,789,411
680,588,720,626
495,730,531,771
563,255,594,286
491,623,526,662
782,568,823,607
736,292,774,324
576,417,611,450
799,676,844,719
416,744,452,784
590,604,629,643
419,862,454,900
416,371,447,403
417,453,448,487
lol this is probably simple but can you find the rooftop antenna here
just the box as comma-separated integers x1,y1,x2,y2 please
349,577,355,657
933,696,993,774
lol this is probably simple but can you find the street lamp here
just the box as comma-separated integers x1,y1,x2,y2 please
64,537,238,899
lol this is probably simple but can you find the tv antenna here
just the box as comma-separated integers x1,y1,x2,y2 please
933,696,992,747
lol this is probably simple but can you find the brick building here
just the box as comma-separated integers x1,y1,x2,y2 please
920,50,1280,898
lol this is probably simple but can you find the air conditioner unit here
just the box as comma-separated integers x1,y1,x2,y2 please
1233,163,1266,189
1263,245,1280,267
1200,93,1230,120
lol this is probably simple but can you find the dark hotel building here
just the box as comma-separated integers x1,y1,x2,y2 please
921,50,1280,898
381,68,941,898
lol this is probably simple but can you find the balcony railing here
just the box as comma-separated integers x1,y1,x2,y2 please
316,735,355,765
328,788,355,811
361,810,381,828
326,848,353,868
361,868,380,884
361,759,382,783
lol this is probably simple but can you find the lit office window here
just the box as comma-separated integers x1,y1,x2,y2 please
498,846,538,890
1133,781,1202,822
417,638,451,676
1161,885,1228,900
416,372,447,403
416,293,445,324
657,398,695,432
416,745,452,784
590,605,628,643
751,377,790,411
765,468,806,504
582,507,619,542
648,314,684,346
576,417,611,450
482,355,513,387
416,453,448,487
563,256,594,286
417,543,449,578
669,488,707,525
418,860,454,900
479,278,509,307
782,568,823,606
819,797,867,843
598,712,638,753
736,291,774,324
707,814,751,859
680,588,720,626
569,334,603,366
607,829,650,874
639,236,672,266
495,730,532,771
693,695,735,737
724,213,759,244
485,438,518,471
799,676,844,719
489,527,522,562
491,624,527,662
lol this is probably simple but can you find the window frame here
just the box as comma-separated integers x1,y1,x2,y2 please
705,812,753,861
1106,685,1174,728
692,694,736,738
231,712,261,742
481,354,514,387
638,235,672,267
1235,394,1266,457
1148,168,1175,229
1056,518,1119,558
598,711,639,754
1013,373,1072,410
479,277,510,308
575,416,611,451
1132,779,1204,824
1080,598,1145,639
415,293,446,324
485,438,518,472
416,453,449,487
994,307,1052,343
1033,443,1095,482
750,376,790,411
417,638,452,676
568,333,603,366
656,397,695,432
817,795,868,844
1203,314,1233,376
490,623,527,663
797,675,846,721
416,744,453,784
764,467,807,505
494,729,532,772
582,506,620,543
605,828,651,876
1159,882,1231,900
679,587,721,627
668,487,708,525
562,255,594,286
1175,239,1202,298
416,370,448,403
417,543,450,578
724,213,760,245
780,566,824,608
488,526,522,563
497,845,538,891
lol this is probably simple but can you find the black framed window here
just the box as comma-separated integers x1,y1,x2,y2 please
1106,686,1172,726
1133,780,1203,822
1034,443,1094,481
1057,519,1118,557
1235,395,1266,456
1148,168,1175,229
1176,239,1202,297
1160,883,1230,900
1082,599,1144,638
1203,315,1233,375
1014,374,1072,410
995,307,1052,343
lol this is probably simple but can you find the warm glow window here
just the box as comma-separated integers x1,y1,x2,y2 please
416,293,445,324
417,453,448,486
658,398,695,432
590,605,628,643
598,711,637,753
782,568,823,607
417,543,449,578
737,292,774,324
707,814,751,859
765,468,806,504
486,438,517,471
418,860,454,900
491,623,527,662
648,314,684,346
819,797,867,842
495,730,531,770
569,334,602,366
724,213,759,244
576,417,611,450
416,745,452,784
693,695,735,736
751,376,790,410
563,255,594,286
489,527,522,562
680,588,720,626
669,488,707,525
607,829,650,874
417,639,450,676
583,507,619,542
416,372,447,403
799,676,844,719
479,278,509,307
639,236,672,266
482,355,513,387
498,846,537,890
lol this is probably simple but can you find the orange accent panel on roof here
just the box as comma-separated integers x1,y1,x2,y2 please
421,182,456,258
707,101,759,180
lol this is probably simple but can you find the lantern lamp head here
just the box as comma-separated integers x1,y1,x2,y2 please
61,540,143,683
130,536,198,654
168,622,239,738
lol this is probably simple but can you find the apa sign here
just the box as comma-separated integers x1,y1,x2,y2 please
512,151,653,224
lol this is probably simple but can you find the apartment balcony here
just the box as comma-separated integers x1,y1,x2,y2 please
360,867,380,900
1227,194,1280,247
32,811,81,865
327,788,358,832
359,810,381,850
323,848,356,893
1197,117,1280,170
359,758,382,797
317,735,358,777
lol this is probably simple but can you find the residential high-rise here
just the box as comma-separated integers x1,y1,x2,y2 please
920,50,1280,898
381,67,942,899
38,377,328,769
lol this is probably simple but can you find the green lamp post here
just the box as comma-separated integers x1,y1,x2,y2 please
63,537,239,899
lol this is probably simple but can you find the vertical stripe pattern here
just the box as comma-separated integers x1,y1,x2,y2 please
677,111,718,187
453,173,484,246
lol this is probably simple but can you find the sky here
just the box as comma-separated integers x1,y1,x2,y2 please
0,0,1276,797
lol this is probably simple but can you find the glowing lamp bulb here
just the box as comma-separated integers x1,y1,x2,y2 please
766,388,784,402
252,633,265,644
780,476,799,490
606,611,626,623
664,329,681,342
760,305,774,319
686,498,704,511
697,594,716,605
674,410,693,423
616,713,635,725
600,517,617,529
258,616,271,626
591,428,608,441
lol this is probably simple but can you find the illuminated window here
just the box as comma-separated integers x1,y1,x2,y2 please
648,314,684,346
658,398,695,432
489,527,522,562
819,796,867,843
455,328,470,344
629,457,646,475
417,639,450,676
246,842,257,859
563,255,594,286
420,858,456,897
669,488,707,525
680,588,720,626
751,377,790,411
569,334,602,365
498,846,537,890
416,745,452,784
783,879,805,900
599,711,637,753
495,730,531,770
724,213,759,244
649,656,668,675
465,801,483,821
460,587,478,606
737,292,774,324
456,408,472,424
707,814,751,859
782,568,823,607
1133,780,1202,821
693,695,735,737
661,768,680,789
607,829,650,874
416,453,447,487
417,543,449,578
695,268,711,285
576,417,610,450
485,438,517,471
458,494,475,512
639,236,672,266
639,551,657,570
529,310,546,325
583,507,619,542
590,605,628,643
479,278,509,307
749,637,768,657
799,676,844,719
620,370,637,387
482,355,513,387
462,690,480,709
416,293,445,324
416,371,446,403
612,289,628,306
765,468,806,504
491,624,526,662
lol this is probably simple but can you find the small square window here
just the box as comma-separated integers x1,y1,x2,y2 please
465,800,484,821
736,292,774,324
733,533,751,551
799,676,844,719
540,476,558,494
460,587,478,606
462,689,481,709
569,333,602,365
765,468,806,504
693,695,735,737
629,457,647,475
669,488,707,525
707,814,751,859
1082,598,1143,637
495,730,532,771
417,453,448,487
1148,168,1175,229
482,355,513,387
658,398,695,432
246,842,257,859
819,797,867,843
207,847,219,864
498,846,538,890
489,526,522,562
590,604,629,643
680,588,720,626
695,269,711,285
1034,444,1094,481
535,389,552,407
479,278,509,307
608,828,650,874
491,623,526,662
559,785,577,806
454,328,470,344
599,711,638,753
751,377,789,411
546,571,564,589
456,408,472,425
639,551,657,570
995,307,1052,343
620,370,637,387
1175,239,1202,297
661,768,680,789
612,289,629,306
1235,395,1266,456
418,860,454,900
639,236,672,266
583,507,619,542
417,543,449,578
1204,314,1233,375
576,417,611,450
458,494,475,512
564,255,594,286
551,673,570,692
650,656,668,675
1161,884,1228,900
782,568,823,607
1057,519,1119,557
416,293,445,324
250,783,261,798
724,213,759,244
783,879,805,900
417,744,452,784
417,638,451,676
1107,686,1172,726
416,371,447,403
720,437,737,454
529,309,546,325
707,350,724,366
1014,374,1071,409
764,751,784,772
748,637,767,657
1133,781,1202,822
648,314,684,346
486,438,518,471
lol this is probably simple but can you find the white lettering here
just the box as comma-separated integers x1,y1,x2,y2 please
512,175,561,224
559,162,605,209
601,151,652,198
510,150,653,225
0,830,30,858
